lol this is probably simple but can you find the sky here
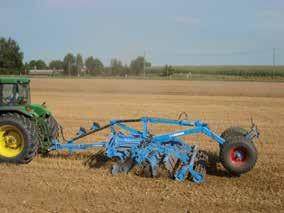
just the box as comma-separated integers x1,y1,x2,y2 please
0,0,284,66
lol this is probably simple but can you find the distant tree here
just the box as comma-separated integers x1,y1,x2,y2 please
28,60,37,69
28,59,47,70
123,64,130,76
110,58,124,76
93,58,104,75
130,56,151,75
85,56,95,75
85,56,104,75
76,53,83,76
63,53,76,75
37,60,47,69
161,65,175,77
49,60,64,70
23,62,30,74
0,37,23,74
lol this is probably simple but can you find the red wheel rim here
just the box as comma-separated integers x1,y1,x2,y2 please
229,147,247,165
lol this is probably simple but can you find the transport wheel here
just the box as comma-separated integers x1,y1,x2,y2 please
0,113,37,164
219,135,257,175
221,127,247,140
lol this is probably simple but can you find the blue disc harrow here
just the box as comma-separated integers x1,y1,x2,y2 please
49,115,260,184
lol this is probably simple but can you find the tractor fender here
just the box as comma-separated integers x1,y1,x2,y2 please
0,107,34,118
29,104,51,118
0,105,52,118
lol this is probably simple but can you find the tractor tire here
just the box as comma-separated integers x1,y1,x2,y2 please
37,115,59,155
46,115,59,139
221,127,247,140
219,135,257,175
0,113,37,164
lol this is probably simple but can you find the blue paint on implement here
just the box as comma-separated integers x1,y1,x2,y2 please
49,117,259,183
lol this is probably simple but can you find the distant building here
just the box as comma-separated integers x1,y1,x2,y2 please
29,69,64,76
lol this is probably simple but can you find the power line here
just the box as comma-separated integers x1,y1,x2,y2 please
146,48,279,57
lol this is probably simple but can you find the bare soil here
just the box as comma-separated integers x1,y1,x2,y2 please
0,79,283,213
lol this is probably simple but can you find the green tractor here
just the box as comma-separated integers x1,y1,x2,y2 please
0,77,59,163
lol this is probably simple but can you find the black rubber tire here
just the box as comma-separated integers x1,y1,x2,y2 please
221,127,247,140
46,115,59,139
0,113,37,164
219,135,257,175
220,127,248,151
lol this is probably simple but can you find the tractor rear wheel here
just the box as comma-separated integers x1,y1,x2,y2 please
46,115,59,139
0,113,37,164
37,115,59,155
219,135,257,175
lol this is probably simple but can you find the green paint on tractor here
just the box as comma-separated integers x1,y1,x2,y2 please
0,76,30,84
0,76,59,162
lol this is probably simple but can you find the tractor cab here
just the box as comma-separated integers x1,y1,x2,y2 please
0,77,31,106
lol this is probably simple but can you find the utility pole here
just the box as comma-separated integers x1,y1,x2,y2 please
166,65,168,79
273,48,276,79
68,61,71,77
143,50,146,79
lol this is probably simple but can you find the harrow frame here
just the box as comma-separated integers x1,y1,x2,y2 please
49,117,259,183
49,117,225,151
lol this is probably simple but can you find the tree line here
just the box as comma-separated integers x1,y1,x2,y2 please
3,36,281,79
0,37,151,76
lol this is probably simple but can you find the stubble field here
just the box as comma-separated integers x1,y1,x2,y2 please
0,78,283,213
